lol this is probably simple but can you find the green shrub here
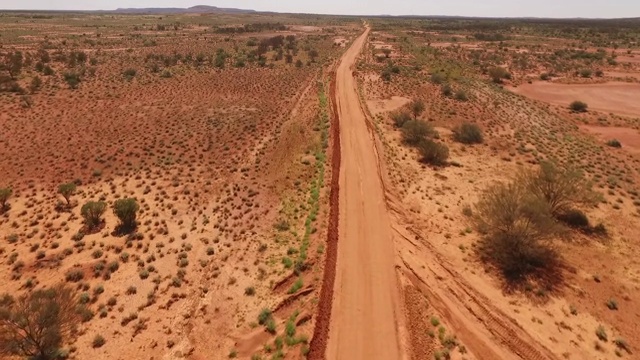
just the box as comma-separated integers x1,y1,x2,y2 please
0,188,12,211
570,101,588,112
417,139,449,166
113,198,139,232
454,90,468,101
410,99,425,119
65,269,84,282
63,72,80,89
579,69,592,78
453,122,483,144
556,209,590,229
92,335,105,348
122,68,137,79
401,120,436,146
474,181,561,282
81,201,107,231
390,111,411,128
488,67,510,83
441,84,453,97
430,72,446,84
58,183,77,205
606,139,622,148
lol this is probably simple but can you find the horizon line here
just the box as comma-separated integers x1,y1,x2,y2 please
0,7,639,20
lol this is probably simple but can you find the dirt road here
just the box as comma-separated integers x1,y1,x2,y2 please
320,25,559,360
326,26,405,360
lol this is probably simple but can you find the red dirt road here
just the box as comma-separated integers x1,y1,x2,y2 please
326,26,405,360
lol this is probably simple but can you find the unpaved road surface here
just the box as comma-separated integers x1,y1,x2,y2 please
326,26,404,360
324,26,558,360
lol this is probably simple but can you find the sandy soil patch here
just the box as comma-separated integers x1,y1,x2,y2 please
367,96,411,115
581,125,640,153
616,56,640,64
510,81,640,117
334,38,347,47
290,25,322,32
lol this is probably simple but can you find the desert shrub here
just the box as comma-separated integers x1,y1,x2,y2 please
606,139,621,148
81,201,107,231
569,101,588,112
441,84,453,97
488,67,510,83
113,198,139,233
122,68,137,80
540,73,550,81
30,76,42,92
92,335,105,348
58,183,76,205
65,270,84,282
556,209,590,230
595,70,604,77
521,161,600,217
454,90,468,101
410,99,425,119
391,111,411,128
0,188,11,211
2,51,23,79
63,72,80,89
430,72,446,84
417,139,449,166
474,181,561,282
579,69,592,78
258,308,272,325
381,69,392,82
453,122,483,144
160,70,172,78
0,284,80,360
402,120,436,146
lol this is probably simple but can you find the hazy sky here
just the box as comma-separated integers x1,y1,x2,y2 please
2,1,639,18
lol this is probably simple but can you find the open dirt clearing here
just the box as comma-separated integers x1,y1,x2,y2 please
581,125,640,153
510,81,640,117
326,26,404,360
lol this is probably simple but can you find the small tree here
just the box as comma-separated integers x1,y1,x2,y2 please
453,122,483,144
113,198,139,232
1,51,23,80
30,76,42,93
401,120,436,146
0,188,11,212
391,111,412,128
417,139,449,166
58,183,77,206
474,181,561,281
0,285,80,360
521,161,600,217
81,201,107,231
410,99,426,119
570,101,588,113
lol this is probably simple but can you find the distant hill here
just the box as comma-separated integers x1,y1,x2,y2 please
112,5,256,14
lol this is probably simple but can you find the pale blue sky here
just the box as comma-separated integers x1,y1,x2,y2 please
2,1,639,18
